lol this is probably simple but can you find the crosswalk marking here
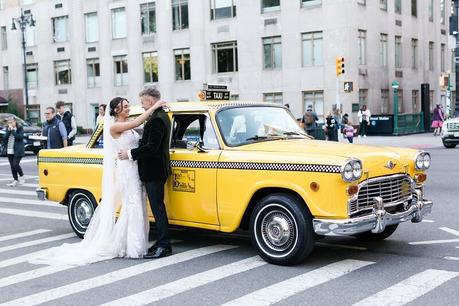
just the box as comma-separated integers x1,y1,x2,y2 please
0,265,71,289
0,229,51,242
0,233,75,254
0,207,68,220
0,188,37,196
221,259,374,306
0,159,37,167
353,269,459,306
102,256,266,306
440,227,459,237
21,183,39,188
409,238,459,245
0,249,54,268
0,244,236,306
0,196,60,208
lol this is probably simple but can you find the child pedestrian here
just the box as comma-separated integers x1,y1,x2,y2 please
342,121,356,143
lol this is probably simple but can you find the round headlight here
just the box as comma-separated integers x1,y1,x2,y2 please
352,162,362,180
343,163,354,182
415,154,424,170
423,153,431,169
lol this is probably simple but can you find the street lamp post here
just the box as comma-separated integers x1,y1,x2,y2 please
392,80,400,135
11,9,36,121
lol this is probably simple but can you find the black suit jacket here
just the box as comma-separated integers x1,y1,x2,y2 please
131,108,171,182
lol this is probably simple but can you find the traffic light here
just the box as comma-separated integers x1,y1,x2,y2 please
336,57,345,76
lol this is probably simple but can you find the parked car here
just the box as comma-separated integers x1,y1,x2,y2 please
441,117,459,148
0,113,43,156
36,102,433,265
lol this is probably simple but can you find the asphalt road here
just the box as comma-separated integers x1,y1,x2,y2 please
0,137,458,306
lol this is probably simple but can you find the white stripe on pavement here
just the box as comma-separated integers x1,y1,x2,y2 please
0,208,67,220
0,249,56,268
0,189,37,196
0,229,51,242
409,239,459,245
102,256,266,306
0,197,61,208
444,256,459,261
0,159,37,166
21,183,39,188
221,259,374,306
0,265,71,289
440,227,459,237
353,269,459,306
0,244,236,306
0,233,75,254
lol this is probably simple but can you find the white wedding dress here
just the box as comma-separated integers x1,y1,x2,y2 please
30,115,149,266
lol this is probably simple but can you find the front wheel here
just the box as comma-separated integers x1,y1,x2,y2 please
442,140,457,149
68,191,97,238
250,193,315,266
353,224,399,241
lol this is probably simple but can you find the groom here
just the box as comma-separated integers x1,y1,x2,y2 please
118,87,172,259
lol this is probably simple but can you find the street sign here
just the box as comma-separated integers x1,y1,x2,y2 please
391,80,400,89
205,90,230,101
344,82,353,93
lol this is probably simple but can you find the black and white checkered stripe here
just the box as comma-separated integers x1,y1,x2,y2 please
38,157,103,165
171,160,341,173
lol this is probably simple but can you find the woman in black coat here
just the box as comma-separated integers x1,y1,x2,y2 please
2,117,25,187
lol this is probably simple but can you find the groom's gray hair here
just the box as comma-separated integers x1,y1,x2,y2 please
139,87,161,100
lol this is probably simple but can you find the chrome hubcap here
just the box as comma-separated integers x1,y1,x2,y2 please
261,210,294,252
75,200,93,227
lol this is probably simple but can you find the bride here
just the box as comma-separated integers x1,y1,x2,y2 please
30,97,166,266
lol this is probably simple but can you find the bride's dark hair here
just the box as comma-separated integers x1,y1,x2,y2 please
109,97,127,116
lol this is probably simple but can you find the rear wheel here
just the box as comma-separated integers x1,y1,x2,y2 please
250,193,315,266
68,191,97,238
353,224,398,241
442,140,457,148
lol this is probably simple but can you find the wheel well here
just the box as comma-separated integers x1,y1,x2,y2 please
239,188,308,230
61,189,98,206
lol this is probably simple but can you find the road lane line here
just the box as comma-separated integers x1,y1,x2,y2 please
101,256,266,306
0,233,75,254
439,227,459,237
0,229,51,242
0,189,37,196
0,159,37,166
444,256,459,261
316,242,367,251
408,239,459,245
353,269,459,306
21,183,39,188
0,249,59,268
422,219,435,223
221,259,374,306
0,197,61,208
0,208,67,220
0,244,236,306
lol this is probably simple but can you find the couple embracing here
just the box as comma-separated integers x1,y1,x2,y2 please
31,88,172,266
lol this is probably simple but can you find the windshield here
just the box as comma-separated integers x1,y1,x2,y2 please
216,106,307,146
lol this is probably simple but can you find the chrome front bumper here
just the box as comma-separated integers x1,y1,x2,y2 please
313,190,433,235
36,188,47,201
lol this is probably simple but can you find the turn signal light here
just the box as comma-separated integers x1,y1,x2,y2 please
310,182,320,192
415,173,427,184
44,169,48,176
347,185,359,196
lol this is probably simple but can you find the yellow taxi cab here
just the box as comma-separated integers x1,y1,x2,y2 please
36,101,433,265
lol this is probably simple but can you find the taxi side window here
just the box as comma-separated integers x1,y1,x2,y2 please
171,114,219,150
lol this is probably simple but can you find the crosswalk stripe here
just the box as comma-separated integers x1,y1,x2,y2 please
0,159,37,166
409,238,459,245
21,183,39,188
0,196,60,208
0,244,237,306
102,256,266,306
0,233,75,254
353,269,459,306
0,207,68,220
0,249,54,268
439,227,459,237
0,265,70,289
0,189,37,196
221,259,374,306
0,229,51,242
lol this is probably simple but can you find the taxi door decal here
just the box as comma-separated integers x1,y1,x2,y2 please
172,169,196,193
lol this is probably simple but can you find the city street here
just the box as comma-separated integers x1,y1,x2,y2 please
0,134,458,305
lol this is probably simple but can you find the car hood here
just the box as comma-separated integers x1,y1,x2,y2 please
444,117,459,123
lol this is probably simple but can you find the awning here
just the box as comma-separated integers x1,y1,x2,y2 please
0,96,7,107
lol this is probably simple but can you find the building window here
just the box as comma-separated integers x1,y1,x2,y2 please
395,36,402,68
411,39,418,69
380,33,388,66
114,55,128,86
429,41,434,71
441,43,446,72
397,89,404,113
261,0,280,13
24,24,35,47
211,0,236,20
263,92,283,104
172,0,189,31
212,41,238,73
87,58,100,88
52,16,69,43
0,26,6,50
411,0,417,17
54,60,71,85
112,7,126,39
358,30,367,65
85,12,98,43
302,0,321,7
303,91,324,121
440,0,445,24
394,0,401,14
28,104,41,125
143,51,158,83
174,48,191,81
429,0,434,21
141,2,156,35
3,66,8,90
412,90,419,112
263,36,282,69
26,63,38,89
302,31,323,66
359,89,368,108
380,0,387,11
381,89,389,113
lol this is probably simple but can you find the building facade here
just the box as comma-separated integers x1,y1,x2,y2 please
0,0,454,128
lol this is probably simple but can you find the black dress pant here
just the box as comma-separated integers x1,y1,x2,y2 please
359,120,368,136
145,180,170,248
7,155,23,181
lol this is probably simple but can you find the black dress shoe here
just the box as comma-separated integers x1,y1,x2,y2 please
144,246,172,259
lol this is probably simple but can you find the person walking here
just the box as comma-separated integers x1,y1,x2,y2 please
431,104,445,136
56,101,77,146
42,107,68,149
301,108,319,139
3,116,26,187
324,111,339,141
358,105,371,137
96,104,107,127
342,121,356,143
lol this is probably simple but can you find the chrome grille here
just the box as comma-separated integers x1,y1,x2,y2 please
446,122,459,131
349,174,413,215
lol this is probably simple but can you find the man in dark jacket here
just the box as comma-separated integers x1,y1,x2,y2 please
119,87,172,259
42,107,68,149
2,116,25,187
56,101,77,146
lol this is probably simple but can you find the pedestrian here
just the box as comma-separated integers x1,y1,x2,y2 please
42,107,68,149
55,101,77,146
341,113,349,135
342,121,356,143
324,111,339,141
2,116,26,187
358,104,371,138
96,104,107,127
301,107,319,138
431,104,445,136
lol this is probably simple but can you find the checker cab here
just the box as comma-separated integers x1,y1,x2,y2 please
37,101,433,265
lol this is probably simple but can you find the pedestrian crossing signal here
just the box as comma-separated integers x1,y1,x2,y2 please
336,57,345,76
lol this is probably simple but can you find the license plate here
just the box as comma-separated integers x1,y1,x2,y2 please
33,141,41,146
454,132,459,137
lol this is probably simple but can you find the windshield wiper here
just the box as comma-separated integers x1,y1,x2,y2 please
245,135,268,141
282,131,302,136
